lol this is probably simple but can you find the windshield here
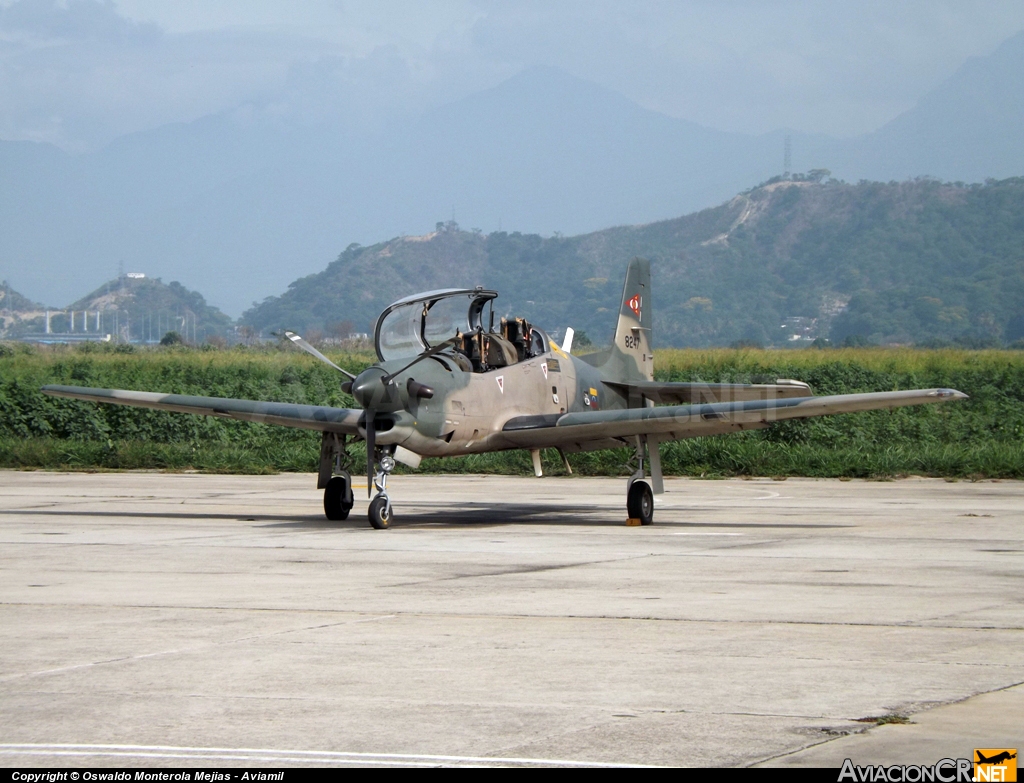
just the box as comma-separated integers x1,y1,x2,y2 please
424,296,472,348
377,303,425,361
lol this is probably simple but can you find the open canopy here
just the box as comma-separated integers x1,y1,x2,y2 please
374,287,498,362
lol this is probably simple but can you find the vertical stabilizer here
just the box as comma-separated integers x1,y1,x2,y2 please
606,258,653,383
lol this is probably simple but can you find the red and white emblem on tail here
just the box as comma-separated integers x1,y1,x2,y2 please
627,294,642,318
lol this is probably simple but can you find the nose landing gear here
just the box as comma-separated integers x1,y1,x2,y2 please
368,452,396,529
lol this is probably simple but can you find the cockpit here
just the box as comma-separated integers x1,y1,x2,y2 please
374,287,549,373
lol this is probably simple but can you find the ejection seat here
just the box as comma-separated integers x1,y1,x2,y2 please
502,317,547,361
455,329,518,372
483,333,518,368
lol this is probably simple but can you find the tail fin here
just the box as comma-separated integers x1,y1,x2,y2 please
604,258,653,382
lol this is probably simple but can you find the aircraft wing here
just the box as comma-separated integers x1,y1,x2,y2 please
41,385,364,435
501,388,967,452
603,379,812,404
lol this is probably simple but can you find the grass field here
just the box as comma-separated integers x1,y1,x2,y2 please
1,342,1022,478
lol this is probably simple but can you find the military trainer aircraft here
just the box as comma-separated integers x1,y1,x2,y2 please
43,259,967,529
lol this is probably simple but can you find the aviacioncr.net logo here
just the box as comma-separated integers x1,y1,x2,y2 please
839,758,973,782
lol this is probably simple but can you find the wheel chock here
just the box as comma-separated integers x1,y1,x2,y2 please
625,517,642,527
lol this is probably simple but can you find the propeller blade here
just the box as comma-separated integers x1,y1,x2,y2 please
381,337,458,386
365,411,375,498
280,330,357,380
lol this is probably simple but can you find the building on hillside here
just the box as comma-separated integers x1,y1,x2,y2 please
780,316,818,343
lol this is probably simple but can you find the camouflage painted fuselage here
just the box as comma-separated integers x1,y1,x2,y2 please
363,259,653,456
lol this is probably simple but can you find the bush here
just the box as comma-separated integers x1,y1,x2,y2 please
0,346,1020,477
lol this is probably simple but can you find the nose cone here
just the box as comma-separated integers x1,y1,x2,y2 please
351,369,382,409
351,368,403,411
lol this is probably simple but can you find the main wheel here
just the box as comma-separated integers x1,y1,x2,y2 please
323,474,353,521
627,480,654,526
368,494,392,529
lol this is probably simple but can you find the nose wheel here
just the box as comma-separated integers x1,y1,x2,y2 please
368,494,391,529
369,452,395,529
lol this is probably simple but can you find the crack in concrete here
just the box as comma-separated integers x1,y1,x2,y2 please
748,678,1024,767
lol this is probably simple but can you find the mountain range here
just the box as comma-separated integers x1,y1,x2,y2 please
2,31,1024,318
242,176,1024,348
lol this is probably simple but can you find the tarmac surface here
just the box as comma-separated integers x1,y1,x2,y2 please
0,471,1021,768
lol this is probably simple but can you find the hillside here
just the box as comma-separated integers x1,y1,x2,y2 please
0,281,44,336
0,281,42,312
71,275,234,342
5,275,233,342
242,177,1024,348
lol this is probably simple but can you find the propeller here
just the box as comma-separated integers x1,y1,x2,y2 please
282,328,456,497
364,335,456,495
364,406,376,497
279,330,357,380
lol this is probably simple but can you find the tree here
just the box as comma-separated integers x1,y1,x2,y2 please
160,331,182,346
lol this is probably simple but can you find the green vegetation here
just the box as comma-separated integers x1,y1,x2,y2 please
1,343,1021,478
856,713,913,726
242,178,1024,349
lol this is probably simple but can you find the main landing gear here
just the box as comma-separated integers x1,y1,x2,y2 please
626,435,658,526
319,432,354,521
368,451,395,530
324,474,354,520
627,480,654,526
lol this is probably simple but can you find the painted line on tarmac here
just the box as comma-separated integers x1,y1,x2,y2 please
0,743,654,768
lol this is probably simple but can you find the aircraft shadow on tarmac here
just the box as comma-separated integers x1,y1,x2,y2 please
258,504,852,530
4,506,850,530
260,503,616,529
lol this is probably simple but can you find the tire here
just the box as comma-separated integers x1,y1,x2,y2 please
627,480,654,526
368,494,391,529
323,475,353,521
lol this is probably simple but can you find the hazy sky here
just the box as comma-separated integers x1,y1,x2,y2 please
2,0,1024,150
